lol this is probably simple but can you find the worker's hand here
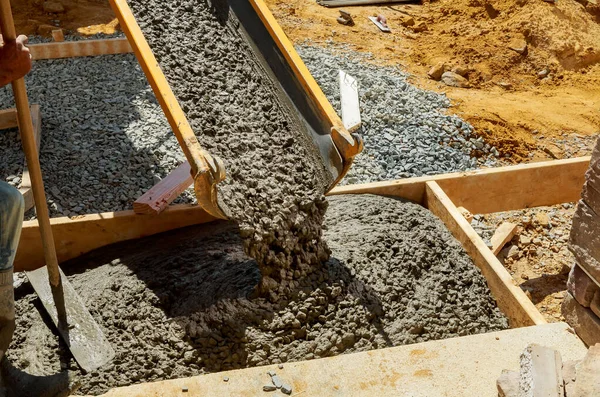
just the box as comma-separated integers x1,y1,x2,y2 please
0,35,32,87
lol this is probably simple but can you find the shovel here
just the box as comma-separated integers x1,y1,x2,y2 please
0,1,114,372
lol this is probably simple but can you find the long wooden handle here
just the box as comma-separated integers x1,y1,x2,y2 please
0,0,60,287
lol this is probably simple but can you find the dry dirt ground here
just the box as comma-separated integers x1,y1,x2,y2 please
265,0,600,161
9,0,600,323
475,204,577,322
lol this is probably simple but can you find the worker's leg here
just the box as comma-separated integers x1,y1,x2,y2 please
0,181,24,360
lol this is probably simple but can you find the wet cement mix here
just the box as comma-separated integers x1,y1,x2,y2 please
127,0,333,294
9,194,508,395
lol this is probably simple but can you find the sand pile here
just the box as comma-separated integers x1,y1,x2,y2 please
424,0,600,84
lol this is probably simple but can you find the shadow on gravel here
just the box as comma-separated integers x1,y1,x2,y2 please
0,53,180,218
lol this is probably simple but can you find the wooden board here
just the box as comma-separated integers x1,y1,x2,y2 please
424,181,546,327
330,157,590,214
28,38,132,60
19,104,41,212
339,70,361,132
0,107,17,130
92,322,586,397
14,205,216,272
491,222,518,256
133,162,193,215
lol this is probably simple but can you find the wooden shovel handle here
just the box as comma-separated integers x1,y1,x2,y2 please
0,0,60,287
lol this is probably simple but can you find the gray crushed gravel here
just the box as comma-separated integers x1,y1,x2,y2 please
9,194,507,395
296,45,498,185
0,53,193,218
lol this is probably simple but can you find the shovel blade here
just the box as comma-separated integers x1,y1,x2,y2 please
25,266,114,372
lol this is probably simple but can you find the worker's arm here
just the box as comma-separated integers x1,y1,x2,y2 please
0,34,31,87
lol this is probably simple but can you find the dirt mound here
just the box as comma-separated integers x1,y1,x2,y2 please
266,0,600,161
11,0,118,36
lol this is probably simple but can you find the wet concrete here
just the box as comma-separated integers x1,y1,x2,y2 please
9,195,507,395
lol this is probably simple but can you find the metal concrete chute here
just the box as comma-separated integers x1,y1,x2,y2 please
108,0,363,219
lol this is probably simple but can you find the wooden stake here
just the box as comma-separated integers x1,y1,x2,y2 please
0,107,17,130
51,29,64,42
0,2,60,287
133,161,193,215
490,222,518,256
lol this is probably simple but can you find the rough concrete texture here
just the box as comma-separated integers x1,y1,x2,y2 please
563,360,578,397
570,200,600,282
581,138,600,224
574,344,600,397
127,0,333,291
562,292,600,347
496,370,519,397
518,344,564,397
567,264,599,307
9,194,507,395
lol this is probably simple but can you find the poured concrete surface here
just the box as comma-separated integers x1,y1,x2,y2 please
95,322,586,397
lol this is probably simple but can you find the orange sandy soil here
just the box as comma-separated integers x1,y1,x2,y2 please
11,0,118,36
265,0,600,161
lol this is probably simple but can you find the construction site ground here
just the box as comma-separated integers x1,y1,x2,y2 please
8,0,600,328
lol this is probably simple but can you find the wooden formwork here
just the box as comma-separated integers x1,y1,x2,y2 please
11,30,593,397
15,152,590,327
17,36,591,328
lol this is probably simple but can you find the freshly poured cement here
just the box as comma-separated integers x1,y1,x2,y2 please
127,0,332,293
9,195,508,395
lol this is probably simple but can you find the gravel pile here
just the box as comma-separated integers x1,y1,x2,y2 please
0,54,192,218
9,194,507,395
296,45,498,185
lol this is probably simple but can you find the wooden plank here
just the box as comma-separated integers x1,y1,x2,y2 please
20,104,41,212
0,107,17,130
424,180,546,327
339,70,361,132
133,162,193,215
93,323,586,397
51,29,65,42
491,222,518,256
330,157,590,213
14,204,216,272
28,38,132,60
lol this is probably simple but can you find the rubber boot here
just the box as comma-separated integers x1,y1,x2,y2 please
0,269,14,362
